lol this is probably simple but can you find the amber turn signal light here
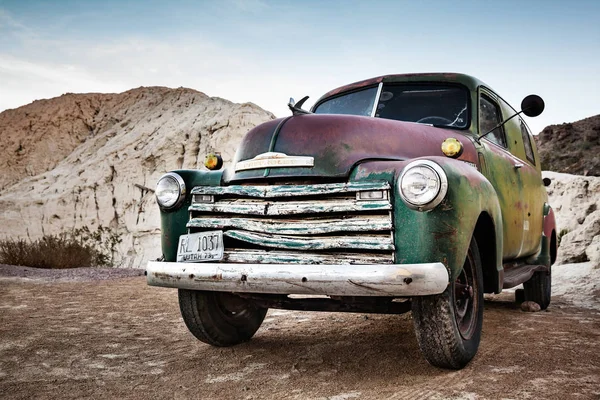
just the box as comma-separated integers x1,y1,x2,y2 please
204,153,223,170
441,138,463,158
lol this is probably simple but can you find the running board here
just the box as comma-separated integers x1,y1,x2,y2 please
502,262,549,289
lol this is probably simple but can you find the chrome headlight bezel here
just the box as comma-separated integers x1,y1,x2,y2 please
398,160,448,211
155,172,186,210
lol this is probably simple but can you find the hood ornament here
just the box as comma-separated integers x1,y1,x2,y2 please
235,152,314,172
288,96,312,116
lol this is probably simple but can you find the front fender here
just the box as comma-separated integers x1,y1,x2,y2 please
353,157,503,286
159,169,223,261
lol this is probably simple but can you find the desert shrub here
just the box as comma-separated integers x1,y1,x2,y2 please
0,227,121,269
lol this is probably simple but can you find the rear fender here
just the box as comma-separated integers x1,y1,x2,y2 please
543,204,557,265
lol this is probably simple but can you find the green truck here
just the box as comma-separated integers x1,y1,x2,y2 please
146,73,557,369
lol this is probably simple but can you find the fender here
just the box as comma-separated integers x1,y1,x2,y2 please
160,170,224,262
353,156,503,291
543,203,557,265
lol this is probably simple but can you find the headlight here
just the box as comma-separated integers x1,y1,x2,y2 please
155,173,186,209
398,160,448,211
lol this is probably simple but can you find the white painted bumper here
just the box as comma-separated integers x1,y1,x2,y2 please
146,261,449,297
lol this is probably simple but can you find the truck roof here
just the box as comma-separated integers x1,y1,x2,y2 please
315,73,488,106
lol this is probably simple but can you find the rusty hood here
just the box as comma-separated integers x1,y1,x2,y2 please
225,114,478,182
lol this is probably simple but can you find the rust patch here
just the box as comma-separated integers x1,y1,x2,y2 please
432,221,458,240
152,272,177,280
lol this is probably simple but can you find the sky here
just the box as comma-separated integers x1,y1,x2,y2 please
0,0,599,135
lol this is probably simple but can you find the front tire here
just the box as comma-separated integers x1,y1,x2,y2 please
178,290,268,346
411,237,484,369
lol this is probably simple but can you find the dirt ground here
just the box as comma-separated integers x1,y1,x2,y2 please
1,266,599,400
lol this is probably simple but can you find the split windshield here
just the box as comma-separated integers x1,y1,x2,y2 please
314,84,470,129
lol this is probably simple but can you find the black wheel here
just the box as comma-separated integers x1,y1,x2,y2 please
523,266,551,310
411,237,484,369
178,290,268,346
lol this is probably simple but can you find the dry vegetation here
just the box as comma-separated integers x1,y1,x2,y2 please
0,226,120,269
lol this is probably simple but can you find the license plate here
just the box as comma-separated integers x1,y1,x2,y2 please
177,231,224,263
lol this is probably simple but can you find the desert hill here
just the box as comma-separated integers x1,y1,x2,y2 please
0,87,275,267
535,114,600,176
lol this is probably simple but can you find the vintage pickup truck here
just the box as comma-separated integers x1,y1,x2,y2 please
146,73,556,369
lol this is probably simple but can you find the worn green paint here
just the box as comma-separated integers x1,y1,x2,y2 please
160,169,223,262
224,230,394,251
187,215,392,235
526,235,551,267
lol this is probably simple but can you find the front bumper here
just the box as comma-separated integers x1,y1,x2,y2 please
146,261,449,297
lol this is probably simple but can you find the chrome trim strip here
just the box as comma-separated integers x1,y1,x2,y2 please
370,82,383,118
235,152,314,172
146,261,449,296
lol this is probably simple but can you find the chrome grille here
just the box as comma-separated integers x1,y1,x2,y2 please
187,181,394,264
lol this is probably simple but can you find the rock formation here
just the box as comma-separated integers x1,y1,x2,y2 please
535,114,600,176
544,171,600,268
0,87,275,268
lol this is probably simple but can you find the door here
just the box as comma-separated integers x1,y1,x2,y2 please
478,89,525,260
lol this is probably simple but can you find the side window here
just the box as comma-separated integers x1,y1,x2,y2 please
520,120,536,164
479,95,506,147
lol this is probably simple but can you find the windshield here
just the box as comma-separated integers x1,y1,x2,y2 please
314,84,470,129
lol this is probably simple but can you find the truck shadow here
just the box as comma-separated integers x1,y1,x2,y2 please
173,301,524,383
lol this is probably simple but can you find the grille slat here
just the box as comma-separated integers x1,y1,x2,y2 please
222,249,394,265
187,215,392,235
190,181,390,198
189,198,391,216
224,230,394,251
188,181,395,265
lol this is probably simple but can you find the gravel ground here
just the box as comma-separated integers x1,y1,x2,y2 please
0,264,144,282
0,265,599,399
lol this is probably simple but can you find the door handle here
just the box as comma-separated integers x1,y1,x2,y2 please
513,162,524,169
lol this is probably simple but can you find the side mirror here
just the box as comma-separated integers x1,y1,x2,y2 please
543,177,551,187
478,94,545,144
521,95,545,118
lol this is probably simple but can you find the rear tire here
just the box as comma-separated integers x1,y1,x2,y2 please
178,290,268,346
523,267,551,310
411,237,484,369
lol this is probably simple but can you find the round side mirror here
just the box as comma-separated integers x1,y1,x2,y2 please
521,94,545,118
543,177,551,187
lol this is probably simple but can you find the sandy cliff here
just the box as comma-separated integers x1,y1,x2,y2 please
0,87,274,267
